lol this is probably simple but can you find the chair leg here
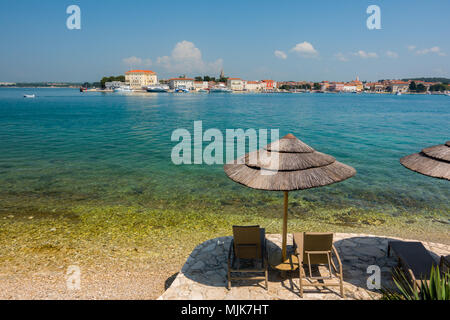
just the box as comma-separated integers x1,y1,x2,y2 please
265,268,268,290
340,273,344,298
227,268,231,290
299,267,304,298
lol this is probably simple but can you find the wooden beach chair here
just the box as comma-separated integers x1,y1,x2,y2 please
387,241,439,291
227,225,268,290
293,232,344,298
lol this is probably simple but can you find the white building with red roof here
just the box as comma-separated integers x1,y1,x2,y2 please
227,78,245,91
125,70,158,89
168,78,195,90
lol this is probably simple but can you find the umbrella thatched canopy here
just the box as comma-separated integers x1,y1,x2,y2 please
224,133,356,264
400,141,450,181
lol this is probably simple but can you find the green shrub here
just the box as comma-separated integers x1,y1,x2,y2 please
382,266,450,300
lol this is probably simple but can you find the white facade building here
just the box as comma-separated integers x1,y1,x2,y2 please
227,78,245,91
169,78,195,90
194,81,209,91
343,84,357,92
244,81,262,92
125,70,158,89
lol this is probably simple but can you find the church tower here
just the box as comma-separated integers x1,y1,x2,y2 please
220,69,225,79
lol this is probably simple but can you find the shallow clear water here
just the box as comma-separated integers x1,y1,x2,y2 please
0,88,449,217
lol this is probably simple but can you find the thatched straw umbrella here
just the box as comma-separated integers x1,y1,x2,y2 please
400,141,450,181
224,134,356,266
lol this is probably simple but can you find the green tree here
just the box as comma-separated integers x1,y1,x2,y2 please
409,81,417,92
429,84,447,92
416,83,427,92
194,76,203,81
313,83,321,91
100,75,125,88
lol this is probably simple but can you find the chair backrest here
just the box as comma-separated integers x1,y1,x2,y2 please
233,225,262,259
303,232,334,265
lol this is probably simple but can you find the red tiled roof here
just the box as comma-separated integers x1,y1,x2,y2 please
126,70,156,74
169,78,194,81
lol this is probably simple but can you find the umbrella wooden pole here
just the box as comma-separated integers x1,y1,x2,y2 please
282,191,288,261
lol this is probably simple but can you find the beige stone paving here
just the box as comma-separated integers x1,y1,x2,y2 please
159,233,450,300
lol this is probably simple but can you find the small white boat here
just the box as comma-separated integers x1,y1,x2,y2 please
210,84,232,93
147,85,169,93
114,86,132,92
24,94,36,98
395,92,402,96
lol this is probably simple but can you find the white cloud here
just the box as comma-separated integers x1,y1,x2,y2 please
290,41,318,57
416,46,446,56
122,56,152,67
334,52,348,62
386,50,399,58
274,50,287,60
156,40,223,74
407,45,416,51
354,50,378,59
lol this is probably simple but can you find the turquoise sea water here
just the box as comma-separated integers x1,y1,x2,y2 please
0,88,449,220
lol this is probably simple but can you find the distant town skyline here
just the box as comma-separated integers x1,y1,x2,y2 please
0,0,449,83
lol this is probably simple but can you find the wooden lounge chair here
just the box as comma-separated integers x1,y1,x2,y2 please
227,225,268,290
387,241,439,291
293,232,344,298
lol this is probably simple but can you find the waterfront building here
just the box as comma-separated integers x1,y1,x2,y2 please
261,80,277,91
0,82,16,86
389,80,409,94
194,81,209,91
245,81,263,92
125,70,158,89
354,80,364,92
321,81,330,91
329,82,345,92
169,78,195,90
365,82,385,92
227,78,245,91
343,83,357,92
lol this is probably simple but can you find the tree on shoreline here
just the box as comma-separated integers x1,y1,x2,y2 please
100,75,125,88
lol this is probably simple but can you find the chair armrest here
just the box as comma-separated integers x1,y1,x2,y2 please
332,245,343,272
293,233,304,261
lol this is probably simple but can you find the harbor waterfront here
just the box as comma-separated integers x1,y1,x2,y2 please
0,88,449,299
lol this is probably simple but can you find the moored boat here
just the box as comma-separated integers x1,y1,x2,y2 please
147,85,169,93
114,86,132,92
209,84,232,93
23,94,35,98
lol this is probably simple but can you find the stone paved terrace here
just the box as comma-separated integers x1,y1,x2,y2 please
159,233,450,300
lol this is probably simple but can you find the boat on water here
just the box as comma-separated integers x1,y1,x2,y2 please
147,84,169,93
175,87,189,93
209,84,232,93
114,86,132,92
80,87,87,92
396,92,402,96
24,94,35,98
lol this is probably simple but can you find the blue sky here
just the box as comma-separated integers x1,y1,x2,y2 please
0,0,449,82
